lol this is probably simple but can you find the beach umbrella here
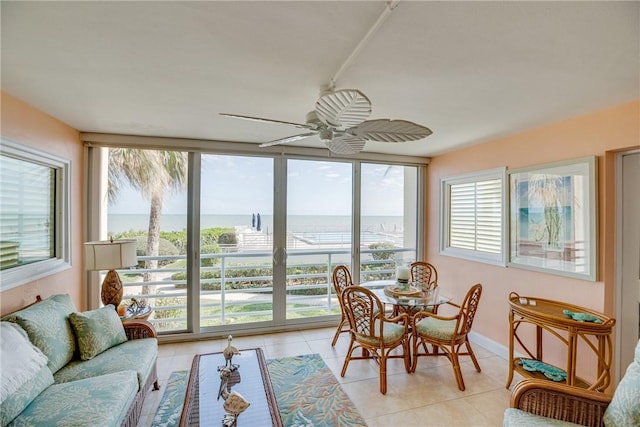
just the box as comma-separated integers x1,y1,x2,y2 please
256,213,262,231
252,213,256,228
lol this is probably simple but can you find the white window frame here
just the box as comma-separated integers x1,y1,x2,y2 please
440,167,506,266
0,138,71,290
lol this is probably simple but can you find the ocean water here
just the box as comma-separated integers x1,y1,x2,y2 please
108,214,404,235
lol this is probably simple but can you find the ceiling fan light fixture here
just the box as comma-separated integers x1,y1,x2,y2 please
325,136,366,155
318,129,333,142
315,89,372,129
221,87,432,153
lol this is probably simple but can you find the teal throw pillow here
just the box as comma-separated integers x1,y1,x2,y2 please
69,305,127,361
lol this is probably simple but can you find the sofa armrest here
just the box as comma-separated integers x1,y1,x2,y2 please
511,379,611,426
123,320,157,340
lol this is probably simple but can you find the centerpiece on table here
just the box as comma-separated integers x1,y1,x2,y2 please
396,266,410,291
384,265,421,297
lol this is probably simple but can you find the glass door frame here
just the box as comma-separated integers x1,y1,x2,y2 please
84,134,428,341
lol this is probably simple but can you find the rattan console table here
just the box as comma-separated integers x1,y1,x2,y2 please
506,292,615,392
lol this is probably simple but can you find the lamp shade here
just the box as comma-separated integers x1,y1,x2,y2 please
84,239,138,271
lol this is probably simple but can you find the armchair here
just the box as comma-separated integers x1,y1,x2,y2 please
331,265,354,346
504,339,640,426
410,283,482,391
340,286,411,394
409,261,438,291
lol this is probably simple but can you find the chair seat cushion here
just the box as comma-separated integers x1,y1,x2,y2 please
415,316,460,341
503,408,584,427
7,370,138,427
356,320,406,346
54,337,157,391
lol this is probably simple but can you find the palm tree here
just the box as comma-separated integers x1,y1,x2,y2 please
108,149,187,293
526,174,566,250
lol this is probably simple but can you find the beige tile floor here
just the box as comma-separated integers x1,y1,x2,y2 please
137,327,518,426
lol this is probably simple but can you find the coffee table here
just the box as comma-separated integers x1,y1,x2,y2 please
179,348,283,426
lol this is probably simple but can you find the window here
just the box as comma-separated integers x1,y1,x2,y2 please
440,168,506,265
360,163,418,281
0,138,71,290
85,135,427,337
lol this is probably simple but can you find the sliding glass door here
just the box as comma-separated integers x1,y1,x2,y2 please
360,163,418,283
285,159,352,320
106,148,189,333
92,142,425,337
199,154,274,328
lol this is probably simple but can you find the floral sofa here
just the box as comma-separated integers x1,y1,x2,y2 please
503,338,640,426
1,294,159,427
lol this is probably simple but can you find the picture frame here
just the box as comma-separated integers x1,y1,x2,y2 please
508,156,597,281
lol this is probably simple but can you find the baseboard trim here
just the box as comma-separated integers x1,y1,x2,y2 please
468,331,525,360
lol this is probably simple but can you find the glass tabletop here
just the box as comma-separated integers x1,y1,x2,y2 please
180,348,282,426
366,280,451,308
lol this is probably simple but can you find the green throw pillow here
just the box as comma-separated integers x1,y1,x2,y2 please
69,305,127,361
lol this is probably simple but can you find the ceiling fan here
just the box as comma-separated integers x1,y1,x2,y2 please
220,88,433,154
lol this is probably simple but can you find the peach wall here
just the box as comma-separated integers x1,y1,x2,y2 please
426,100,640,382
0,91,84,314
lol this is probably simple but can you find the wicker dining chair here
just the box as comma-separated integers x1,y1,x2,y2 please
411,283,483,391
410,261,438,291
404,261,439,317
331,265,354,347
341,286,411,394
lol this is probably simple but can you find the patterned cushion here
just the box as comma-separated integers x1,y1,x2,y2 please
4,294,77,374
357,319,406,346
68,305,127,360
7,371,138,427
0,322,48,403
415,316,460,341
603,340,640,427
503,408,584,426
0,366,54,427
54,338,157,391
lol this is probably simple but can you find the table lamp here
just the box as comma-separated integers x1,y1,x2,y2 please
84,239,137,308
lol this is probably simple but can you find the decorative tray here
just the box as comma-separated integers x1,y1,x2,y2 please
384,285,421,297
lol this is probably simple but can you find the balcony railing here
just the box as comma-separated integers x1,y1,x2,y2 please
119,247,414,333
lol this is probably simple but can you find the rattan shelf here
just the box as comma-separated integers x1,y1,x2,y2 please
506,292,615,392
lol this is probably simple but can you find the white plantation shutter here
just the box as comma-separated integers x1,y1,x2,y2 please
475,179,502,253
449,182,476,250
0,155,55,267
1,139,71,291
441,169,505,265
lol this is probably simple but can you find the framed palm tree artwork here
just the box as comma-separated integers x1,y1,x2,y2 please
508,156,597,281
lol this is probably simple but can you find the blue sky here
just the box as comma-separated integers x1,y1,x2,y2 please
109,155,407,216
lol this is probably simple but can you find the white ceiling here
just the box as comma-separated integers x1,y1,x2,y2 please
2,1,638,157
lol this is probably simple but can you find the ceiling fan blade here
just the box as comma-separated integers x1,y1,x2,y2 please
220,113,312,130
325,136,367,155
350,119,433,142
258,132,318,148
315,89,372,129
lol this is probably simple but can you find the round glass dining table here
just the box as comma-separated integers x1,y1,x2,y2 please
364,279,451,313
